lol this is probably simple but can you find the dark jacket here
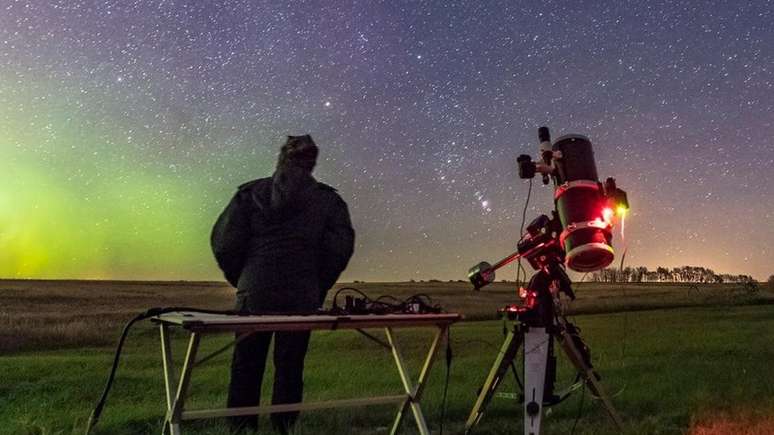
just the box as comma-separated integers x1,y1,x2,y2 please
211,172,354,313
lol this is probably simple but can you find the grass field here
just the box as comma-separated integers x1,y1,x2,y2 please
2,279,771,354
2,280,774,434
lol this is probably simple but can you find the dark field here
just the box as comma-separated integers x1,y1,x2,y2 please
1,280,774,435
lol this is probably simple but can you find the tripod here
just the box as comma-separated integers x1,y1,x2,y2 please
464,267,624,435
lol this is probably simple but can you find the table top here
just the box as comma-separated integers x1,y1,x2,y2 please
153,311,463,332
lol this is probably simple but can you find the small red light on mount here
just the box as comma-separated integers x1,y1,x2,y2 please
523,290,538,309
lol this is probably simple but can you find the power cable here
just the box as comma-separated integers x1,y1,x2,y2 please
617,211,629,359
84,307,243,435
329,287,443,315
570,383,586,435
516,178,533,290
438,329,453,435
588,215,630,403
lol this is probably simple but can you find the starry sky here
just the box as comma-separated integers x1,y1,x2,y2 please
1,0,773,282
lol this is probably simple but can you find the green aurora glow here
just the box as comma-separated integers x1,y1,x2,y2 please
1,74,273,280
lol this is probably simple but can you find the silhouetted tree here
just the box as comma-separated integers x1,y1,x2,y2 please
656,267,669,282
574,264,753,284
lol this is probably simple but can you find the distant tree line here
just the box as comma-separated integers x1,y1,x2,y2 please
588,265,756,284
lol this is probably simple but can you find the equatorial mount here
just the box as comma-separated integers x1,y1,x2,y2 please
464,262,623,434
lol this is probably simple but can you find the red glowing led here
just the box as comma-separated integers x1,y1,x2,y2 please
602,207,614,224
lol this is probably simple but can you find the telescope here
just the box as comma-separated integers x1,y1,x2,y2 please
464,127,629,435
468,127,629,290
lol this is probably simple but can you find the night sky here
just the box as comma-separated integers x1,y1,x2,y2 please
2,1,772,282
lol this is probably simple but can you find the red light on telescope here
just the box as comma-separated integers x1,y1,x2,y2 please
602,207,614,224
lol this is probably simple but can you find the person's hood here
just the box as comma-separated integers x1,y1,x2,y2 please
276,134,318,172
253,135,319,217
268,165,317,214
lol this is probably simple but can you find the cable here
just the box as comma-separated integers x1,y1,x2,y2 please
331,287,371,307
509,361,524,392
84,312,144,435
373,294,402,304
516,178,533,290
617,213,629,360
329,287,443,315
583,216,630,404
438,329,453,435
84,307,242,435
570,383,586,435
519,179,533,238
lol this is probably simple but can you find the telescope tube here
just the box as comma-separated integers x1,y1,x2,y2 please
551,134,614,272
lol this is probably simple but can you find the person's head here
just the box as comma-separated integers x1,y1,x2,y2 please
277,134,319,172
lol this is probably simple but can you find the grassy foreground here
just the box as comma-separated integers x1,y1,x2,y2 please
2,301,774,434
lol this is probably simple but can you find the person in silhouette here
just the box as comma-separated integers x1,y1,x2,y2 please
211,134,355,433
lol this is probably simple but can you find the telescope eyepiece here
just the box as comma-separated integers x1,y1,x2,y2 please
538,127,553,185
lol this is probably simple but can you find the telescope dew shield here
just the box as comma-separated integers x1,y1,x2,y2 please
552,134,599,185
552,135,614,272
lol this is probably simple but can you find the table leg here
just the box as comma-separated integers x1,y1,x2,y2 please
163,332,200,435
386,326,445,435
160,324,177,412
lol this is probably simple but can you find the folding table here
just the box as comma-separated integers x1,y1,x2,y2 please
153,311,462,435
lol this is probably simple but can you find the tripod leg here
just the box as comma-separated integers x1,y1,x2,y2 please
556,327,624,431
464,328,523,434
523,327,550,435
